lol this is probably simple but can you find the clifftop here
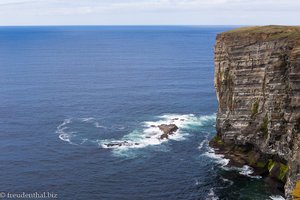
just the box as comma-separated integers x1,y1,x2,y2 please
218,25,300,42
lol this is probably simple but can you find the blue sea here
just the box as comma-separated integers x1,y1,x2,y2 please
0,26,283,200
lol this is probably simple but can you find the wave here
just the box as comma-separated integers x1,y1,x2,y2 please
238,165,262,179
198,132,210,150
269,195,285,200
80,117,95,122
100,114,216,153
94,122,105,128
202,146,262,179
207,188,219,200
57,118,73,143
220,176,234,186
220,164,262,179
198,139,208,150
56,117,106,146
202,147,230,167
56,113,216,156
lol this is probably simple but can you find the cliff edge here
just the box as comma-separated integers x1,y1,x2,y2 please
211,25,300,199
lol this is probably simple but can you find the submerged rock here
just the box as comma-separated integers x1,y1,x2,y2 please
104,141,139,148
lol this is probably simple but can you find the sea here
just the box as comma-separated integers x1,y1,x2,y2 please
0,26,285,200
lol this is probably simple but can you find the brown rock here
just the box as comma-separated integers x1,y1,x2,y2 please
158,124,178,139
160,133,169,140
158,124,178,135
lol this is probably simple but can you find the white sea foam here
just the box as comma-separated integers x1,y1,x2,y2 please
56,113,216,157
207,188,219,200
220,176,234,186
201,142,262,179
198,139,208,150
57,118,71,130
101,113,216,153
203,147,230,167
220,165,262,179
269,195,285,200
202,148,261,179
56,119,72,142
239,165,262,179
198,132,210,150
58,132,71,143
80,117,95,122
56,117,105,145
94,122,105,128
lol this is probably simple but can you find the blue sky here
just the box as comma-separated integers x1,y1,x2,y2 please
0,0,299,25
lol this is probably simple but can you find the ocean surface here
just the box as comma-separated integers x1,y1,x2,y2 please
0,26,284,200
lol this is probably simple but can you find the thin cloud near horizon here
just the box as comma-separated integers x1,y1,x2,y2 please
0,0,299,25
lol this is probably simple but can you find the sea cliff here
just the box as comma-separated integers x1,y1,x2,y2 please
210,26,300,199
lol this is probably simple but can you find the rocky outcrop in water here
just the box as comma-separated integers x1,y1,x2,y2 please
102,123,179,148
158,124,178,139
210,26,300,199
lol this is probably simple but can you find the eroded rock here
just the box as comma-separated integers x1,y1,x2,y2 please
211,25,300,199
158,124,178,139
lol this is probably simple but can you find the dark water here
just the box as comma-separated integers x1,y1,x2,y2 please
0,26,282,200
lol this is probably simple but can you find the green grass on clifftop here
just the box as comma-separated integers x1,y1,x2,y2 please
223,25,300,41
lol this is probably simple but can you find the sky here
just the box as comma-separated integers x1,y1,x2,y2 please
0,0,299,25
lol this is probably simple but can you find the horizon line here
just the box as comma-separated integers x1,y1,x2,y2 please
1,24,296,27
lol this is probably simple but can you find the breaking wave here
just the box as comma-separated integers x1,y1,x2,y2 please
56,113,216,155
201,144,261,179
202,147,230,167
269,195,285,200
101,114,215,149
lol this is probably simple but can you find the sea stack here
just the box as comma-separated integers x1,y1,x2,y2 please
210,26,300,199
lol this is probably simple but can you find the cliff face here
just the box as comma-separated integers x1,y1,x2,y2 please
212,26,300,199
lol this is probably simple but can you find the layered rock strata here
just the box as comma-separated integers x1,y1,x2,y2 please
210,26,300,199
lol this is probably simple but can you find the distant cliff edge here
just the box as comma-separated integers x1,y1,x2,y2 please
210,25,300,199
